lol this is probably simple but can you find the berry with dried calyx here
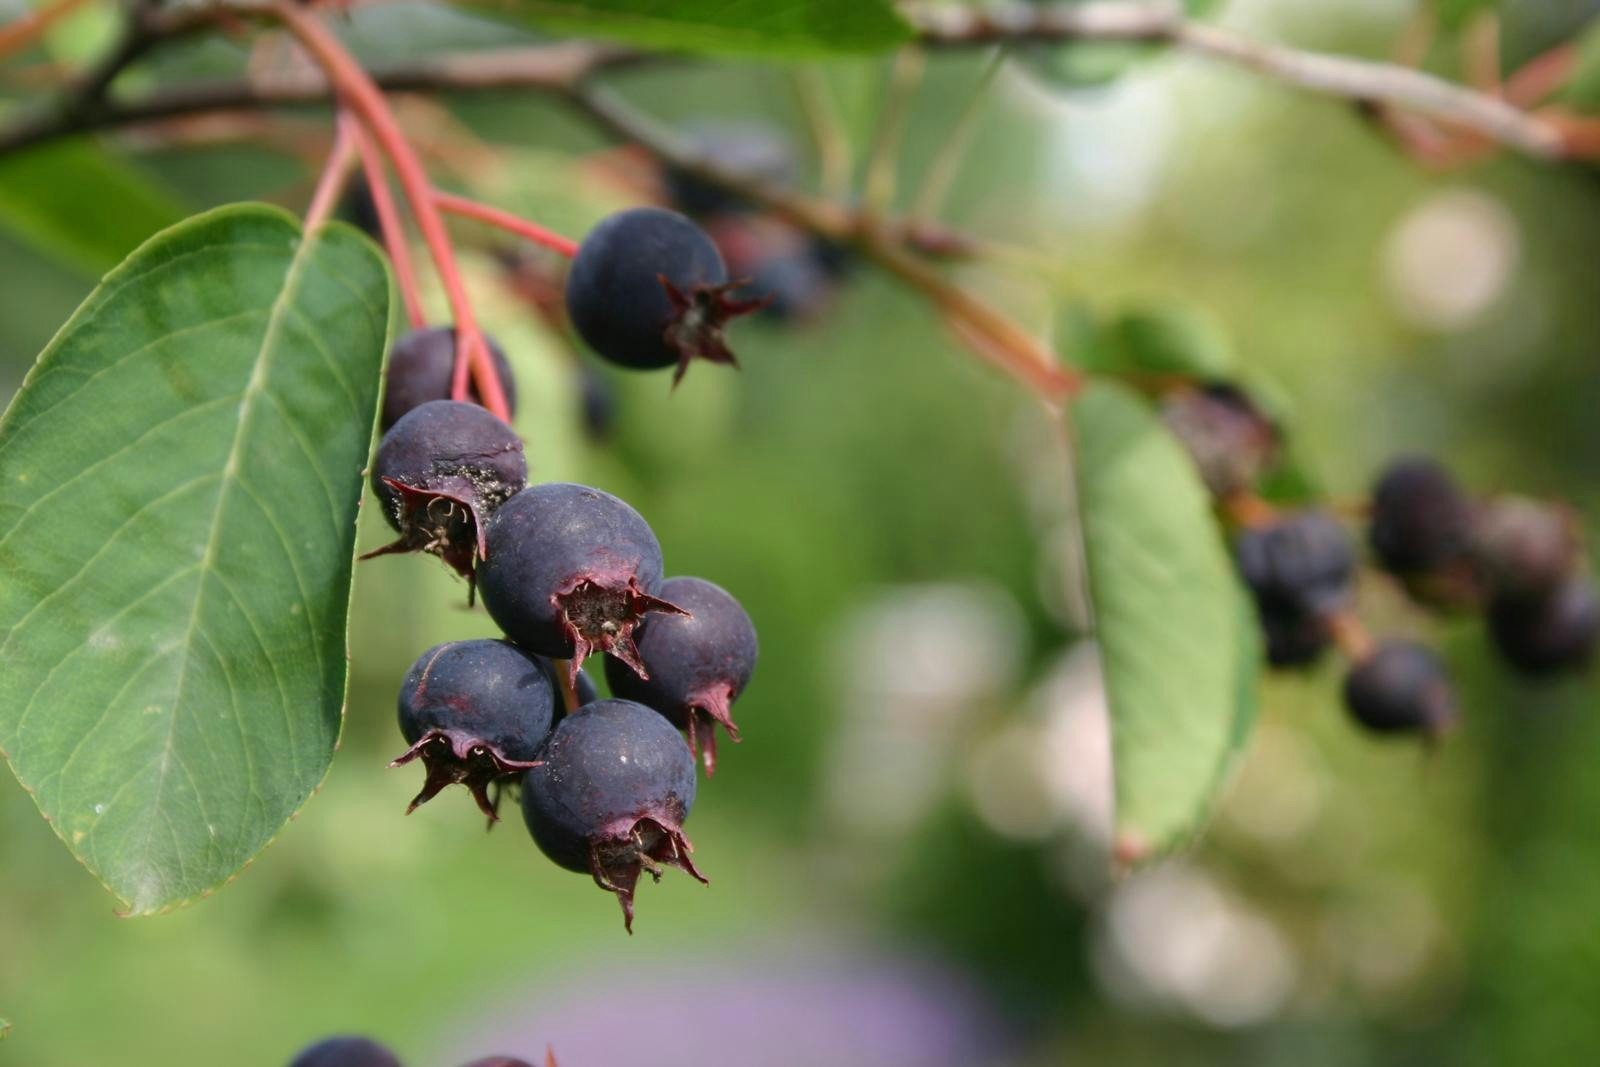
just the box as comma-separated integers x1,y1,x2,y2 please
604,576,757,773
521,699,704,931
478,483,686,688
1160,384,1280,498
1472,496,1580,602
381,326,517,432
1342,641,1457,737
1488,578,1600,677
564,207,767,383
289,1037,402,1067
1369,457,1474,574
363,399,527,585
392,639,556,820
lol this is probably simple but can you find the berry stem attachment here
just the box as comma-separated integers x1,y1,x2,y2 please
1324,606,1376,663
301,110,357,231
347,110,428,329
432,191,579,257
551,658,581,714
272,1,511,423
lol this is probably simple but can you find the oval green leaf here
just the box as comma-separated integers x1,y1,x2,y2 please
462,0,910,55
0,204,392,914
1070,380,1257,863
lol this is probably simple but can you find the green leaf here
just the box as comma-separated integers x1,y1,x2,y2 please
0,204,393,914
1070,381,1256,861
461,0,911,55
1434,0,1499,32
1069,301,1238,381
0,1016,9,1040
0,141,187,276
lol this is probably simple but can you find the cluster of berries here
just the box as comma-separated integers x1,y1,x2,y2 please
661,122,849,323
1162,385,1595,741
364,208,760,929
290,1036,539,1067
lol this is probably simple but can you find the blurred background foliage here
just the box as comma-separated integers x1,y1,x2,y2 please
3,0,1600,1064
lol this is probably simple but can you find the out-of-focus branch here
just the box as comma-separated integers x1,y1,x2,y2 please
908,1,1567,159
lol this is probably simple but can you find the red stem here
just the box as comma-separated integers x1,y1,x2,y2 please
0,0,91,62
346,112,427,329
432,190,579,258
302,114,356,231
273,2,510,422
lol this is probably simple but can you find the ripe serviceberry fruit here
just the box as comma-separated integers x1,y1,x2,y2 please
1368,457,1474,574
1471,496,1580,602
1342,641,1457,737
1488,578,1600,676
363,400,527,585
289,1037,402,1067
521,700,705,931
576,363,616,443
381,326,518,432
1257,600,1332,669
1160,384,1279,497
477,483,686,687
1236,511,1355,614
604,576,757,773
564,207,767,383
663,121,796,217
392,639,556,819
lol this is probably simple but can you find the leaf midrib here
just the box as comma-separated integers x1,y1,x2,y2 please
128,229,328,910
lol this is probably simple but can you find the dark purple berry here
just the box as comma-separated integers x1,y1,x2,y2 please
1258,601,1331,669
663,121,795,217
1488,578,1600,677
478,483,686,688
521,699,705,931
1160,384,1279,497
1369,457,1473,575
604,576,756,774
1236,510,1355,615
564,207,767,383
362,400,527,586
391,639,556,820
1472,496,1580,602
289,1037,402,1067
381,326,517,432
1342,641,1456,737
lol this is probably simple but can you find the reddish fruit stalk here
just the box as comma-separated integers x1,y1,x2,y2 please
0,0,91,62
273,2,511,422
347,112,428,330
302,113,357,231
433,191,579,258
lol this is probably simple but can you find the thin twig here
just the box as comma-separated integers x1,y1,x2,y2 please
863,47,925,221
909,47,1003,225
787,66,852,200
908,1,1566,159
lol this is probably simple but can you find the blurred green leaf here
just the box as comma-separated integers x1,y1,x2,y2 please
1435,0,1500,32
1071,380,1254,860
0,204,392,915
1565,17,1600,112
0,141,187,277
1089,302,1238,380
0,1016,9,1040
461,0,910,55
